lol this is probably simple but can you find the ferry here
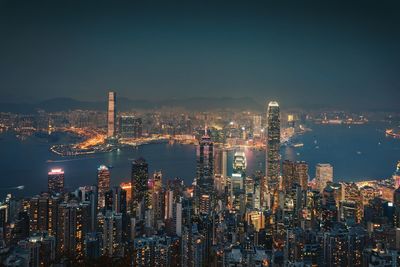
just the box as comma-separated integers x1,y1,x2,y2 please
386,129,400,139
293,143,304,148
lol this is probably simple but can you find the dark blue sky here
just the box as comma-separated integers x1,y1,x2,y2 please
0,0,399,110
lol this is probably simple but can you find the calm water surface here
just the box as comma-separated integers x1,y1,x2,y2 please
0,122,399,198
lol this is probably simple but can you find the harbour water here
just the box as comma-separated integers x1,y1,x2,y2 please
0,122,399,198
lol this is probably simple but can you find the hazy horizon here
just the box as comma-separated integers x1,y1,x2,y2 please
1,0,399,111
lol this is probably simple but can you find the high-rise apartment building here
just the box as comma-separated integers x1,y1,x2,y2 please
48,169,64,194
102,211,123,257
57,200,91,259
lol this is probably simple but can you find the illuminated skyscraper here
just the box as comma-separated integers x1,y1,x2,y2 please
97,165,111,209
252,115,262,137
131,158,149,216
107,91,116,138
282,160,309,191
282,160,295,192
266,101,280,193
102,211,123,257
316,163,333,192
120,182,132,203
295,161,309,189
213,148,228,187
213,148,222,177
196,127,214,214
28,193,60,235
48,168,64,194
57,200,91,259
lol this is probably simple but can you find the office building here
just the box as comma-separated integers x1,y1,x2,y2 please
107,91,116,138
282,160,309,191
120,182,132,203
252,114,262,137
282,160,295,192
97,165,111,210
295,161,309,189
131,158,149,217
196,127,214,214
316,163,333,192
266,101,280,193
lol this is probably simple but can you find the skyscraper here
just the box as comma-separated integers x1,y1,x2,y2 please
107,91,116,138
120,182,132,203
282,160,309,191
97,165,111,209
131,158,149,217
266,101,280,193
102,211,123,257
48,169,64,194
316,163,333,192
196,127,214,214
252,114,262,137
213,148,228,191
57,200,91,259
29,193,60,233
295,161,309,189
282,160,295,192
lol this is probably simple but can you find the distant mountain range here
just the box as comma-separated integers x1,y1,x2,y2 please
0,97,264,113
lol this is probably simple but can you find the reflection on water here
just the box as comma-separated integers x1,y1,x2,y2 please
0,122,399,198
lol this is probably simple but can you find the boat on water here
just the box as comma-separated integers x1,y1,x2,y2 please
386,129,400,138
293,143,304,148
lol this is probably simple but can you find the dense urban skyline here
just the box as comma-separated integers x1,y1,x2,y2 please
1,0,400,110
1,1,400,266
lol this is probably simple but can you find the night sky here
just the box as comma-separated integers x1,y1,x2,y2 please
0,0,399,110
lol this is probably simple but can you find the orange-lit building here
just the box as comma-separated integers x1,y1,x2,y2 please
120,182,132,203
